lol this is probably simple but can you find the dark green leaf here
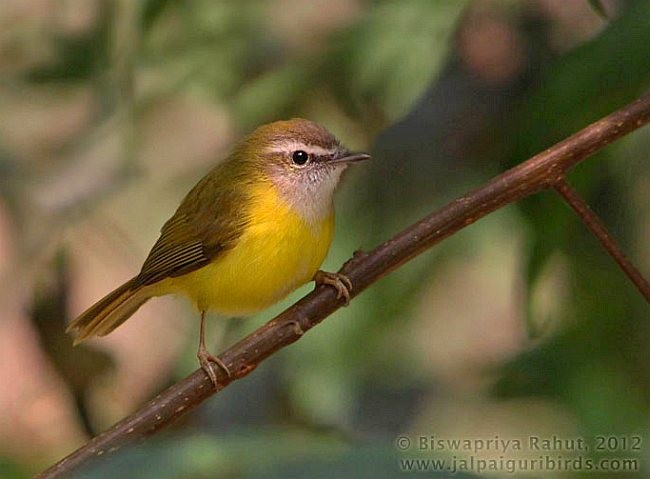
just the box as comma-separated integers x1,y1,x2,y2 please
588,0,609,19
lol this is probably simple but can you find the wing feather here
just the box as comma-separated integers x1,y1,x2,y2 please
134,160,254,287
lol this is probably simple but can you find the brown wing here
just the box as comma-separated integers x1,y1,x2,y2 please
134,160,252,287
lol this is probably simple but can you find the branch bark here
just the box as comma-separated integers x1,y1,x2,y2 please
37,93,650,478
554,178,650,301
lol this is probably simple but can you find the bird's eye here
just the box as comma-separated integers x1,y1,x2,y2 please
292,150,309,165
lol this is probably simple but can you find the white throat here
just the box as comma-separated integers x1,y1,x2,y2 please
271,165,346,226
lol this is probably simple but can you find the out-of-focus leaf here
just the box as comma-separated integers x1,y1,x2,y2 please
28,4,113,83
0,458,28,479
142,1,265,103
73,431,344,479
73,431,470,479
334,0,468,122
234,65,310,128
501,0,650,161
587,0,609,19
141,0,178,30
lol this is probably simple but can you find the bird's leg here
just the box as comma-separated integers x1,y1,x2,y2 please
197,310,231,387
313,270,353,305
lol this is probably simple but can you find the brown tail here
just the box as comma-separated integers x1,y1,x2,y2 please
67,278,153,344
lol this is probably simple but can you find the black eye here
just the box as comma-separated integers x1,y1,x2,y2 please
292,150,309,165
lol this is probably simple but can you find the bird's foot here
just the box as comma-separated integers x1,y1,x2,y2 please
313,270,353,305
197,345,231,388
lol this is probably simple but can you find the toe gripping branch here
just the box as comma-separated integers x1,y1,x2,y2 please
313,270,353,305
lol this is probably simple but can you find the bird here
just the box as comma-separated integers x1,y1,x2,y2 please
67,118,370,386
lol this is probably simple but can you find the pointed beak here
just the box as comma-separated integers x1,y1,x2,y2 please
329,152,372,165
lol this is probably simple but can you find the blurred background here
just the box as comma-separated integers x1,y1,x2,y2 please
0,0,649,477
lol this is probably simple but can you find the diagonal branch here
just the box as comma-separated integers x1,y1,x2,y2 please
37,93,650,478
554,178,650,302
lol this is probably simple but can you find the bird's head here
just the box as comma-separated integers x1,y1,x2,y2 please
240,118,370,222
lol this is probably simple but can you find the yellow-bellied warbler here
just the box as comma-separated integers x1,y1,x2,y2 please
67,119,370,385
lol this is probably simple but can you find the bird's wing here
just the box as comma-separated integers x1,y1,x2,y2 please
134,163,251,287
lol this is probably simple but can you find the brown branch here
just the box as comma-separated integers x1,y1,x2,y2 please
554,178,650,302
37,93,650,478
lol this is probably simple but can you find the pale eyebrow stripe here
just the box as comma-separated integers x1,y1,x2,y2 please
265,140,335,157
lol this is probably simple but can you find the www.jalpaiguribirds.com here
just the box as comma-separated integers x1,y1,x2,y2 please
394,434,643,474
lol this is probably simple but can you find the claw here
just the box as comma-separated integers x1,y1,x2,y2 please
313,270,353,305
198,347,231,388
339,274,353,292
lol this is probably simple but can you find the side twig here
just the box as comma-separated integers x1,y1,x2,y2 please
553,178,650,302
37,93,650,478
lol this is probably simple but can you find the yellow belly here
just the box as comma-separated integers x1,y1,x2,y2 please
156,183,334,316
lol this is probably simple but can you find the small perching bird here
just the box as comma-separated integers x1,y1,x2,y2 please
67,119,370,385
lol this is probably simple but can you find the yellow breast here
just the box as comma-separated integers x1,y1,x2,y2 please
160,181,334,315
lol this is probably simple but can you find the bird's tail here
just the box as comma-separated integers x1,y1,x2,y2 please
67,278,152,344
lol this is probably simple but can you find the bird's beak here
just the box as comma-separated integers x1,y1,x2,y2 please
329,152,372,165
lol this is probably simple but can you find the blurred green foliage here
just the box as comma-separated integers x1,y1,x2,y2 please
493,0,650,439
